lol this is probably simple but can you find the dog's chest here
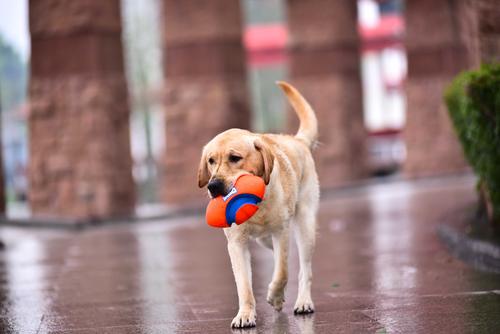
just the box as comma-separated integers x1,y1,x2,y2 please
243,203,294,237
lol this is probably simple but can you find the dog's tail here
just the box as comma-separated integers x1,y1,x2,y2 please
277,81,318,149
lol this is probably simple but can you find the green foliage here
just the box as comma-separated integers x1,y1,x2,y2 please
445,64,500,226
0,34,27,112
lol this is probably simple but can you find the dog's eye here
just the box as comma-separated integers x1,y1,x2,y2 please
208,158,215,165
228,155,242,163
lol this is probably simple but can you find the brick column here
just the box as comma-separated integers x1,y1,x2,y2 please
403,0,479,177
29,0,135,220
286,0,368,189
162,0,250,204
477,0,500,63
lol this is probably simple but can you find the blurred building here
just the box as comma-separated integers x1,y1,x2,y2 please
358,0,406,174
403,0,478,177
242,0,288,133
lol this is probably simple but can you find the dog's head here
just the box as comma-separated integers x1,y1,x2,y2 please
198,129,274,198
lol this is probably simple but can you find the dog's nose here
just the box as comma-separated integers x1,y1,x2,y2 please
207,179,226,198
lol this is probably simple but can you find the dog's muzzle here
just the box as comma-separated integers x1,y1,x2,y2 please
207,179,227,198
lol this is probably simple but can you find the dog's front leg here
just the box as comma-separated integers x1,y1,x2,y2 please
267,226,289,311
226,235,256,328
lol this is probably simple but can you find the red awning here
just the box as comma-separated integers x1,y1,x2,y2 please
244,24,288,67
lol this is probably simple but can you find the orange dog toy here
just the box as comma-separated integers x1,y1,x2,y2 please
205,174,266,228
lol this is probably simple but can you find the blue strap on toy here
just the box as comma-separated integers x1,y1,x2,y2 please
225,194,262,226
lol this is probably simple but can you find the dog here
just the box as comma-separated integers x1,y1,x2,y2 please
197,82,319,328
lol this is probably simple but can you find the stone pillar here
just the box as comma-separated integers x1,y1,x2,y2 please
162,0,250,204
477,0,500,63
29,0,135,220
286,0,368,189
403,0,479,177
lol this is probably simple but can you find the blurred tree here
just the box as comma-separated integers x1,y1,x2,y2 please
446,64,500,232
242,0,285,24
0,80,5,215
0,34,26,215
241,0,288,133
0,34,27,113
122,0,164,203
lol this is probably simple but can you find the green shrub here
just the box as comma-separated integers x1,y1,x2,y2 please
445,64,500,229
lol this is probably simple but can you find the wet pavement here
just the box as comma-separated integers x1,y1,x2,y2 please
0,175,499,333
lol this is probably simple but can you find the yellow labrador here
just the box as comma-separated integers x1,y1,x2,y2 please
197,82,319,328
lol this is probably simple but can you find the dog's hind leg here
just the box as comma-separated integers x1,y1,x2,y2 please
256,235,273,250
266,226,289,311
293,184,318,314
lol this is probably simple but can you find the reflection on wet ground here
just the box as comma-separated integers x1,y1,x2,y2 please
0,175,499,333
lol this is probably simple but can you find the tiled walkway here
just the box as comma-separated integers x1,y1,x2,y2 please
0,175,499,333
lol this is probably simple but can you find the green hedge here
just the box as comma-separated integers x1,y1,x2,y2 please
445,64,500,228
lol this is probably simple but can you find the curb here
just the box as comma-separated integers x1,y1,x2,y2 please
437,225,500,274
0,205,204,231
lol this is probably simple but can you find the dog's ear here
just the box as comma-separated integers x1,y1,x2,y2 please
197,150,210,188
254,139,274,185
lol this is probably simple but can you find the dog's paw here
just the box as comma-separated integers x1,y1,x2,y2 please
231,309,257,328
293,300,315,315
267,286,285,311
